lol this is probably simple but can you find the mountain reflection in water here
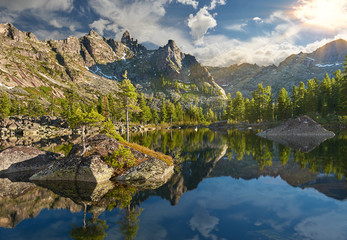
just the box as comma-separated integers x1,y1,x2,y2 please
0,128,346,239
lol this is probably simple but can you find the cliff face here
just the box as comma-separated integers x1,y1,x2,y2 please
0,23,226,109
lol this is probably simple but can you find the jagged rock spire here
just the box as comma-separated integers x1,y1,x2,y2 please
121,30,132,44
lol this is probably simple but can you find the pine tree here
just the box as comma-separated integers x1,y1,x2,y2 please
119,71,138,141
68,108,105,155
320,73,332,116
151,109,159,124
252,84,272,122
338,56,347,115
277,88,291,120
305,78,320,114
160,99,167,123
167,101,176,125
0,91,11,119
232,91,245,122
175,102,184,122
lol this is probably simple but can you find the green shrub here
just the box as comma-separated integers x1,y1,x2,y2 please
101,119,124,141
104,145,136,169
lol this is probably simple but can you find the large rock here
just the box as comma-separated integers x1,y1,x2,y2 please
30,134,174,185
258,116,335,152
0,146,59,173
116,158,174,187
30,155,114,183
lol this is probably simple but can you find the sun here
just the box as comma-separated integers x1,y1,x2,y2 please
293,0,347,30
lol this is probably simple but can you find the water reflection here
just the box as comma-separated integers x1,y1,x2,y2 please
0,128,346,239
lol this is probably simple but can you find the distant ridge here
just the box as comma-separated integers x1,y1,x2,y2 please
208,39,347,97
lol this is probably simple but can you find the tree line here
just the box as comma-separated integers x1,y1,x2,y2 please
223,59,347,123
1,57,347,125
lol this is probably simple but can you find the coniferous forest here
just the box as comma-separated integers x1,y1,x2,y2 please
1,56,347,126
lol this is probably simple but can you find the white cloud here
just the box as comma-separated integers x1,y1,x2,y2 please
209,0,226,10
49,19,63,29
88,0,191,48
187,7,217,45
190,209,219,238
226,23,246,32
177,0,199,9
253,17,263,23
294,0,347,30
89,19,111,35
295,211,347,240
0,0,73,12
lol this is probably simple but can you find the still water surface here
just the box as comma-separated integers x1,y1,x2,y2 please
0,128,346,240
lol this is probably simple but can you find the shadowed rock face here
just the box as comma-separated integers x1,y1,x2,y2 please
258,116,335,152
0,146,59,173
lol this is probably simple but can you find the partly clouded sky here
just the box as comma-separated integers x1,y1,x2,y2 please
0,0,347,66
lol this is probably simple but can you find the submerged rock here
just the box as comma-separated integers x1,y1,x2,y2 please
258,116,335,152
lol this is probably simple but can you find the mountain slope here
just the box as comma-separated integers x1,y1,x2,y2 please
0,23,226,110
209,39,347,97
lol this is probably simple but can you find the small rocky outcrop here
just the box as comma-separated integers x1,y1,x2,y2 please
0,146,59,173
258,116,335,152
116,158,174,188
30,134,174,186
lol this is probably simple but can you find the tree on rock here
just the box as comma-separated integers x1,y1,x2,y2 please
69,108,105,155
119,71,138,141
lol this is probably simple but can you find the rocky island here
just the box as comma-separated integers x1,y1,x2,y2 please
257,115,336,152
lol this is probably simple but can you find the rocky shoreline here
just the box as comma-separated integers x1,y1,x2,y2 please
0,134,174,188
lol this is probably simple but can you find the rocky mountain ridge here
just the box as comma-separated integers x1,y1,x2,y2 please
0,23,226,109
208,39,347,97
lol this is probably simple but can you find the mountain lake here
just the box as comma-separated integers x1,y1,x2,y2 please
0,128,346,240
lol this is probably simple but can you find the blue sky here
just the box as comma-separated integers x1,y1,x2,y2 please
0,0,346,66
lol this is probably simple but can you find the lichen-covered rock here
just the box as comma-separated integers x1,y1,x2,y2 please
116,157,174,183
0,146,59,173
30,155,114,183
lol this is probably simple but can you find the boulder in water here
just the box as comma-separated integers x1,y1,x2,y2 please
257,116,335,152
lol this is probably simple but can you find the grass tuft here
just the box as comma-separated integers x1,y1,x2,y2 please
120,140,174,166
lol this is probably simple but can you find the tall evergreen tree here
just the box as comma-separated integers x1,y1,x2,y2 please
338,56,347,115
175,102,184,122
0,91,11,119
152,109,159,124
167,101,176,125
320,73,332,116
119,71,138,141
160,99,167,123
277,88,291,120
305,78,320,114
252,84,272,122
232,91,245,122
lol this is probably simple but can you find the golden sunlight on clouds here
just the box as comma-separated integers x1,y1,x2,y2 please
293,0,347,30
